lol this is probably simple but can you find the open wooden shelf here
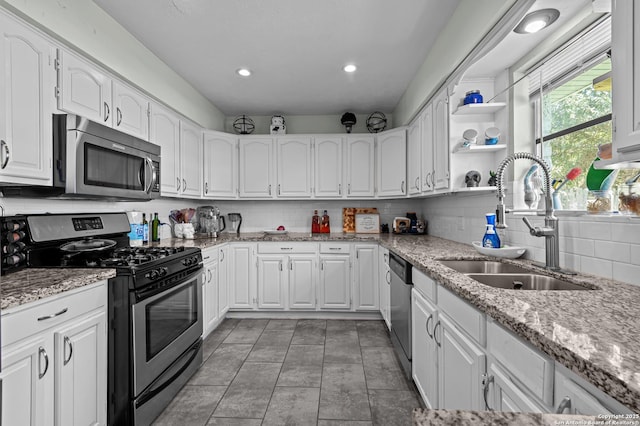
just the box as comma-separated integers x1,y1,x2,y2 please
453,102,507,116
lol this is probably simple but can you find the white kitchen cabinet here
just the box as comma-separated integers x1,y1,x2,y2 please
412,288,438,409
407,121,422,195
437,312,486,410
432,88,450,191
376,128,407,197
318,253,351,310
420,103,435,193
1,281,107,426
276,136,312,197
239,137,274,198
53,310,107,426
111,80,149,140
57,50,111,125
378,247,391,329
611,0,640,161
218,245,229,317
202,248,220,337
202,131,238,199
353,244,379,310
314,136,343,197
487,361,545,413
288,254,317,309
0,13,55,185
149,102,181,196
256,255,287,309
345,135,375,197
228,244,256,309
179,120,203,198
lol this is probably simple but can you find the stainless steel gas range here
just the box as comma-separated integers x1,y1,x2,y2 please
1,212,203,425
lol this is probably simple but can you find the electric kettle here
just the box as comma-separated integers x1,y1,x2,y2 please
196,206,226,237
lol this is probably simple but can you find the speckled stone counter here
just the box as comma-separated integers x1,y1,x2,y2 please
1,268,115,311
412,408,599,426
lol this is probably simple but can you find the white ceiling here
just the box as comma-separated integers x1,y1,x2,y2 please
93,0,459,116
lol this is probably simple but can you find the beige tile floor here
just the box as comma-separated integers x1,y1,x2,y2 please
153,318,422,426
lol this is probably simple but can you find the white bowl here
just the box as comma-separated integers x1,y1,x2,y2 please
472,241,526,259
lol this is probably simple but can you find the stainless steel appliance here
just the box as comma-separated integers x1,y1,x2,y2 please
2,114,160,200
8,212,203,425
196,205,225,237
389,252,413,378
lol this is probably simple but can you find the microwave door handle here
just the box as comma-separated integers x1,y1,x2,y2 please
144,158,154,193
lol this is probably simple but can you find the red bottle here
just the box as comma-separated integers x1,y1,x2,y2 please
320,210,330,234
311,210,320,234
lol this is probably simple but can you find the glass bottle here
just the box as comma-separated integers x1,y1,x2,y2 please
482,213,500,248
311,210,320,234
142,213,149,244
320,210,330,234
151,213,160,242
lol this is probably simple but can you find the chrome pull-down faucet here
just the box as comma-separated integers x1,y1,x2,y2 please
495,152,573,273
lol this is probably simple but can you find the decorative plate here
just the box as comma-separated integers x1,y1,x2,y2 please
472,241,526,259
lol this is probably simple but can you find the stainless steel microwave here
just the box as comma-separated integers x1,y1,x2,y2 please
3,114,160,200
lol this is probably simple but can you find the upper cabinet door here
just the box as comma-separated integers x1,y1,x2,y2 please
314,136,343,198
407,121,422,195
149,102,180,197
612,0,640,160
203,130,238,199
345,135,375,197
179,120,203,198
432,89,450,191
58,50,111,125
239,137,274,198
420,104,434,193
112,81,149,140
0,14,55,185
277,136,312,198
376,128,407,197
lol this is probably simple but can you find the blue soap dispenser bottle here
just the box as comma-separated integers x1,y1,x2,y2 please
482,213,501,248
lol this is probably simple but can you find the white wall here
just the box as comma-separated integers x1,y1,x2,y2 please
224,113,393,135
421,191,640,286
0,0,225,130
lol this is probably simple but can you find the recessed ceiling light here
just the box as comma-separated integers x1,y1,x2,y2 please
513,8,560,34
343,64,357,73
236,68,252,77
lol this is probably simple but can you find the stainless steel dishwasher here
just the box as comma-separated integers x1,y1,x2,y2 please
389,252,413,378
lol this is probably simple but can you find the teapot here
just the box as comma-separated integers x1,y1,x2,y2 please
196,205,226,237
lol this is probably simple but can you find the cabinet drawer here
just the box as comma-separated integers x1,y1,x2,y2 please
2,281,107,347
413,268,436,302
437,285,485,345
257,242,317,254
319,243,351,254
201,246,220,262
488,320,553,406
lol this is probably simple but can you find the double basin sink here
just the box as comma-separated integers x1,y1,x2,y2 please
440,260,593,291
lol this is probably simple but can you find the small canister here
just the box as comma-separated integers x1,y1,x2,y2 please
463,90,483,105
462,128,478,147
587,190,613,214
485,127,500,145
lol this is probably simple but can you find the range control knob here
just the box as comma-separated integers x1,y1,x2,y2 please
146,269,159,280
159,267,168,277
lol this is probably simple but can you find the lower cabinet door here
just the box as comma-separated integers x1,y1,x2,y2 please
257,255,286,309
228,245,255,309
203,260,219,337
487,362,544,413
411,289,438,409
1,335,50,426
54,310,107,426
318,256,351,309
288,255,316,309
437,313,486,410
217,246,229,316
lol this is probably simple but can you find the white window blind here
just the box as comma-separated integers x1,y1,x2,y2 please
528,16,611,95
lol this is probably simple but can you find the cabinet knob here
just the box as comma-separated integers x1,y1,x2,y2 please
38,347,49,379
104,102,110,122
555,396,572,414
0,140,9,169
63,336,73,365
116,107,123,126
426,314,433,338
482,374,495,411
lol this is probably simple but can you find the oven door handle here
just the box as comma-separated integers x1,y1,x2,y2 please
135,339,202,408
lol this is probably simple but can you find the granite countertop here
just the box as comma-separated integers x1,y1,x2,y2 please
2,231,639,413
412,408,602,426
1,268,116,311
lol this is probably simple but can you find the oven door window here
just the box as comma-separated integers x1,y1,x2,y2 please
84,143,145,190
145,281,198,360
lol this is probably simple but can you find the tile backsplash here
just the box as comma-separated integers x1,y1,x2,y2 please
420,190,640,286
